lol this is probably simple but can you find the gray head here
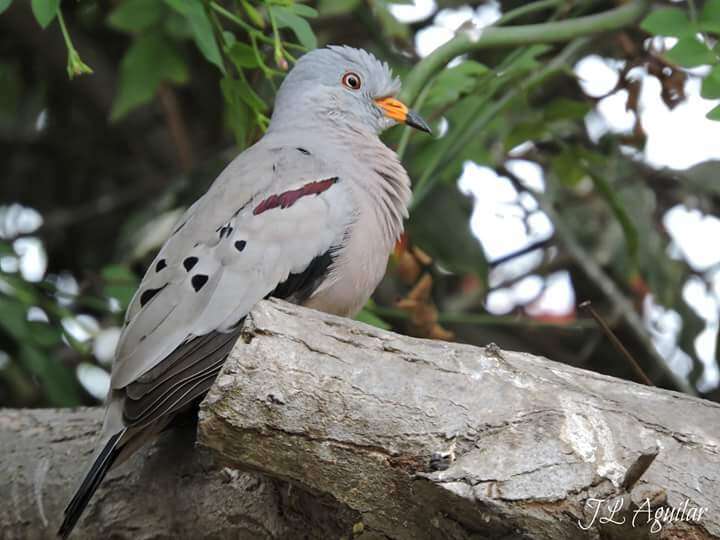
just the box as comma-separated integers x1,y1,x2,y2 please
270,45,430,135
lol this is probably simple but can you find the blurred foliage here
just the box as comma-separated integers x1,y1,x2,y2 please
1,0,720,407
641,0,720,119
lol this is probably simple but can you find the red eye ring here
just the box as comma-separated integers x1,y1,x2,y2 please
342,72,362,90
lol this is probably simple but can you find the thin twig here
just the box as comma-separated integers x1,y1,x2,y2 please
580,301,654,386
157,84,194,173
490,237,554,268
372,305,594,330
495,0,566,26
40,183,165,231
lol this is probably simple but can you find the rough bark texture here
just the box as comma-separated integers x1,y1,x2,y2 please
2,299,719,539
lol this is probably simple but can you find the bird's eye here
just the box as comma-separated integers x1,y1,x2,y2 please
342,72,362,90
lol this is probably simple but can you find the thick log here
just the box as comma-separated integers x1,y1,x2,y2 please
0,408,355,540
2,299,719,539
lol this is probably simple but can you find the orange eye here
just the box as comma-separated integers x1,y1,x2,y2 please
342,72,362,90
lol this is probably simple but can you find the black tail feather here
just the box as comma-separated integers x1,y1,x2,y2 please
58,430,124,539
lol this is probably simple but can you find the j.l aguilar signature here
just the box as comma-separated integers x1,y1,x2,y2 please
579,497,708,533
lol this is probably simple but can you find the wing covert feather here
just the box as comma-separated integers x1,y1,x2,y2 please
111,143,353,390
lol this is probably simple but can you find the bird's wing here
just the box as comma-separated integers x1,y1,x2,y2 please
109,143,354,427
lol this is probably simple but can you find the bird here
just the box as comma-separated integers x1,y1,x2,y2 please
58,44,431,538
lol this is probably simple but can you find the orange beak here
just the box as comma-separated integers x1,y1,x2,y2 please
375,97,432,133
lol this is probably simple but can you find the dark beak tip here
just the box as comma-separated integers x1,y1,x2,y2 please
406,110,432,135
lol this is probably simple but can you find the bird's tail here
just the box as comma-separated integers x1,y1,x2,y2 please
58,430,125,539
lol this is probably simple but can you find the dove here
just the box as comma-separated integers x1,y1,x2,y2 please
58,45,431,538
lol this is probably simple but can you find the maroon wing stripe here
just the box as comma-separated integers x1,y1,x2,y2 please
253,177,338,215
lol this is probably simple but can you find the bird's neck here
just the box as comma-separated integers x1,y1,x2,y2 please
337,128,412,253
265,117,411,252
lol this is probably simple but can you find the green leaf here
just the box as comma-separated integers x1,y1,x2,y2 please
220,75,251,146
504,98,590,150
105,284,137,309
164,9,193,38
101,264,138,309
0,296,29,340
1,274,39,305
111,34,189,121
426,60,489,108
551,148,586,187
408,183,488,282
235,72,266,111
699,0,720,34
108,0,165,32
164,0,225,73
31,0,59,28
20,344,82,406
101,264,137,282
640,8,689,37
0,62,22,121
187,9,225,73
500,44,552,80
290,4,318,18
543,98,591,123
675,295,706,386
28,320,62,347
271,6,317,50
240,0,265,29
316,0,359,17
0,0,13,16
680,160,720,194
227,42,259,69
222,31,235,48
701,64,720,99
586,167,639,264
505,118,546,150
665,34,716,68
355,308,390,330
707,104,720,121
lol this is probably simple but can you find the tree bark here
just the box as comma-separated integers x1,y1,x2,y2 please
2,299,719,539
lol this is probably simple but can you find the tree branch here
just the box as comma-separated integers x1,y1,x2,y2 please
400,0,651,104
499,165,697,396
3,299,719,538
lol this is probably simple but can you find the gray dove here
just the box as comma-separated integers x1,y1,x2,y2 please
59,44,430,538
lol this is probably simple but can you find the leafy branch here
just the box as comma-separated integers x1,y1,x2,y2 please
411,38,591,208
400,0,651,105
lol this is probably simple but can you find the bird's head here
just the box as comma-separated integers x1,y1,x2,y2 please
271,45,431,136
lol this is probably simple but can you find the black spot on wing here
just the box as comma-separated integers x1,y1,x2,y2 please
191,274,209,292
217,224,233,239
183,257,198,271
296,147,311,155
270,249,335,303
155,259,167,272
140,284,168,307
234,240,246,252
